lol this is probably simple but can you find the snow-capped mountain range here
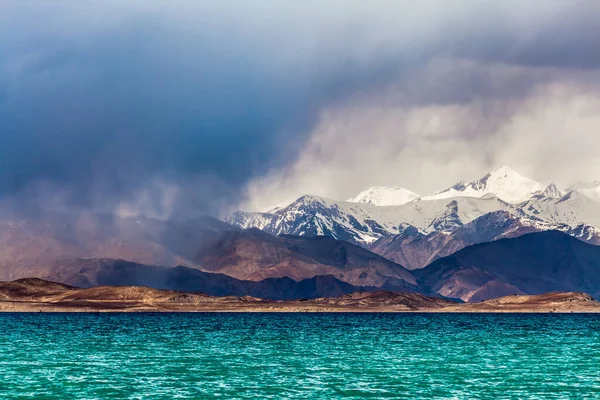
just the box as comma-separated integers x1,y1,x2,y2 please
421,165,555,203
228,166,600,268
348,165,562,205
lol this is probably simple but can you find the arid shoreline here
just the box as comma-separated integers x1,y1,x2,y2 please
3,302,600,313
2,278,600,313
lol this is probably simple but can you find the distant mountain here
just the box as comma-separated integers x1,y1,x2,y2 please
534,183,563,199
225,211,274,234
0,212,235,281
415,231,600,302
228,192,600,250
517,190,600,228
0,210,417,291
6,229,600,303
346,165,557,206
227,194,517,245
193,228,417,289
422,165,549,203
369,211,541,269
347,186,420,206
2,166,598,303
11,257,374,300
228,167,600,253
369,211,600,269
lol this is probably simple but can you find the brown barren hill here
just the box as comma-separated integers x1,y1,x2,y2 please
416,231,600,301
194,229,417,290
1,279,599,313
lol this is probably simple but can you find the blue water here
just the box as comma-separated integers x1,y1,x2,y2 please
1,313,599,398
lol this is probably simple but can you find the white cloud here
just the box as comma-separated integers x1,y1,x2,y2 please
239,61,600,212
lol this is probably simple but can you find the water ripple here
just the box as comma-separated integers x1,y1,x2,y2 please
0,313,599,398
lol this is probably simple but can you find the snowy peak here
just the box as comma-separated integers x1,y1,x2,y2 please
423,165,546,203
482,165,530,184
533,183,563,199
425,200,463,233
487,164,523,178
228,167,600,249
348,186,420,206
226,211,273,230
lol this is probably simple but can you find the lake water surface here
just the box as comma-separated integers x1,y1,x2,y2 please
1,313,599,398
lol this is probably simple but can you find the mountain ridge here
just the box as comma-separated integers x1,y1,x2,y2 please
415,230,600,301
228,167,600,260
10,257,378,300
421,165,548,203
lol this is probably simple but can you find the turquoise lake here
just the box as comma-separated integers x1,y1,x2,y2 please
1,313,599,399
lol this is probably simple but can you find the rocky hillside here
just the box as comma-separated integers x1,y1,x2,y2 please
415,231,600,301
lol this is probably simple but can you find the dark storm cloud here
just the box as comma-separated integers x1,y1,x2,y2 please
432,1,600,70
1,1,599,216
0,2,314,214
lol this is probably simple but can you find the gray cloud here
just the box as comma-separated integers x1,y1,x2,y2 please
240,65,600,211
1,1,599,217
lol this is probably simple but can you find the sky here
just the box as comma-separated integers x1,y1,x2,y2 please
1,1,600,217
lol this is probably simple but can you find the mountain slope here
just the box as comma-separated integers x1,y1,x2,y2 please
0,210,417,291
369,211,541,269
0,212,235,280
228,194,517,245
517,190,600,228
193,228,417,289
9,257,374,300
369,211,600,269
415,231,600,302
422,165,547,203
228,167,600,252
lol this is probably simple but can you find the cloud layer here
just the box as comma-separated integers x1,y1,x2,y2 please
1,1,600,216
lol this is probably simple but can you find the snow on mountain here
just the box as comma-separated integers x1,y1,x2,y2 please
422,165,547,203
347,186,420,206
227,211,273,230
369,211,543,269
227,194,517,245
518,190,600,228
228,166,600,252
565,181,600,203
532,183,563,199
